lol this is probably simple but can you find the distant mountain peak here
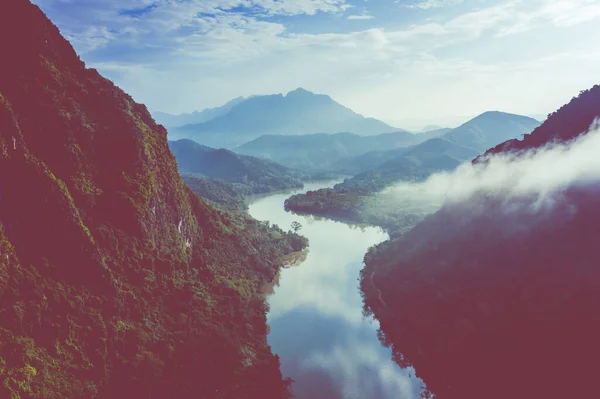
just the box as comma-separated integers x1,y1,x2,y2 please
444,111,541,152
286,87,315,96
471,110,537,121
174,89,400,147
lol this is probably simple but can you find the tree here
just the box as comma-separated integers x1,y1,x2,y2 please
290,221,302,233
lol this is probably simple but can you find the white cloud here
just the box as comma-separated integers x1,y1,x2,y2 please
384,119,600,211
404,0,464,10
302,338,425,399
32,0,600,120
249,185,429,398
253,0,351,16
348,14,375,20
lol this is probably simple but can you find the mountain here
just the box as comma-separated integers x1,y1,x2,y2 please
284,138,479,231
331,112,537,174
420,125,446,132
484,88,600,156
0,1,306,398
418,127,452,139
152,96,246,128
383,115,473,132
235,131,423,172
172,88,401,148
529,113,549,122
442,111,540,152
361,85,600,399
240,112,535,176
332,136,476,175
169,138,304,194
283,112,540,233
379,137,479,172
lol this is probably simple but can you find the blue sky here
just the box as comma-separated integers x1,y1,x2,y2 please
32,0,600,128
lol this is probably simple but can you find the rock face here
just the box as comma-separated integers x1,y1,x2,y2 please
0,1,295,398
361,86,600,399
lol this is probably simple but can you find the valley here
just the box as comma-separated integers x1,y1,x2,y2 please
3,1,599,398
248,182,431,399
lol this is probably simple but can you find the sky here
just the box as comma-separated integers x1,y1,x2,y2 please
32,0,600,129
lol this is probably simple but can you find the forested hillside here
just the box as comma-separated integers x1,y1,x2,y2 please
283,112,538,231
361,85,600,399
236,131,426,172
169,139,305,195
0,1,306,398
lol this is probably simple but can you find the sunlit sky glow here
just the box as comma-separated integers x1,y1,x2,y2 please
33,0,600,127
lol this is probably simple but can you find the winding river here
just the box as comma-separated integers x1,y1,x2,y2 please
248,182,427,399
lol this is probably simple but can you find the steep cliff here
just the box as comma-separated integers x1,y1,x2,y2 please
0,1,299,398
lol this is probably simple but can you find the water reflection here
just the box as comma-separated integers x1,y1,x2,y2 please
248,182,427,399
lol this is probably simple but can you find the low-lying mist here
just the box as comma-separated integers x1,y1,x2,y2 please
383,120,600,212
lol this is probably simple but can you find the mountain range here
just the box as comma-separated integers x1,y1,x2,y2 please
170,88,401,148
152,96,246,128
283,111,540,231
250,111,538,176
235,131,429,172
337,111,539,174
168,138,305,194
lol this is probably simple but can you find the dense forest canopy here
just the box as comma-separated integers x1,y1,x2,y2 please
0,1,306,398
361,85,600,399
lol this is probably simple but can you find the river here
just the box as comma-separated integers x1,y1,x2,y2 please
248,182,428,399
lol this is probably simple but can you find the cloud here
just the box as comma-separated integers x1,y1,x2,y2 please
384,120,600,212
33,0,350,53
301,337,425,399
263,210,388,326
404,0,464,10
348,14,375,20
31,0,600,119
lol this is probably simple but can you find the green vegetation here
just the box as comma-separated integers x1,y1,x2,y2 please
285,138,478,232
169,139,308,195
235,131,423,172
236,112,538,175
181,174,248,211
283,112,539,232
0,3,309,399
360,85,600,399
290,221,302,234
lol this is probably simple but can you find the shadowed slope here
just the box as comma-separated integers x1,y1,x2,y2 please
0,1,302,398
361,86,600,399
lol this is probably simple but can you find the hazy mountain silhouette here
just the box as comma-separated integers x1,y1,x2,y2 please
443,111,540,152
333,112,537,175
172,88,401,148
283,111,543,234
238,112,536,175
152,96,246,128
236,131,423,171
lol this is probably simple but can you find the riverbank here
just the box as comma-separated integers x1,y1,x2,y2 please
285,185,441,236
248,181,430,399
